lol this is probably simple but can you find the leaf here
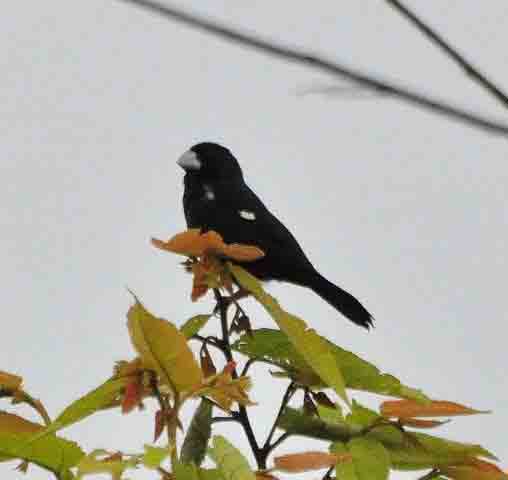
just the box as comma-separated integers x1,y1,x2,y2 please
367,426,497,471
380,400,488,419
127,299,203,393
76,450,137,479
121,378,143,414
181,314,211,339
181,400,213,466
0,370,23,391
0,411,84,477
31,377,129,439
196,374,254,412
331,438,390,480
173,462,223,480
274,451,342,473
233,328,428,402
173,461,200,480
277,407,355,442
142,444,169,469
208,435,255,480
230,266,348,403
397,418,448,429
440,465,508,480
152,229,264,261
345,400,380,429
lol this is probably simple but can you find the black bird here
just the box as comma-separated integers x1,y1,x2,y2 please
177,142,373,329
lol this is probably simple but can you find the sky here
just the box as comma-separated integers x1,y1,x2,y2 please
2,1,507,479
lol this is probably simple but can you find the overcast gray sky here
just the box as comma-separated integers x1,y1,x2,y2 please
2,1,507,479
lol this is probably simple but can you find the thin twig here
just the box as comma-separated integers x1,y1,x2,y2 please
240,358,256,377
385,0,508,109
262,382,296,452
211,416,238,423
117,0,508,136
213,289,264,468
268,432,291,452
417,468,442,480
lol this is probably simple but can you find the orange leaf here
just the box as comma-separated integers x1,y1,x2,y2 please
0,370,23,391
380,400,488,418
441,465,508,480
465,459,506,474
274,451,344,473
152,229,264,262
222,243,265,262
256,473,279,480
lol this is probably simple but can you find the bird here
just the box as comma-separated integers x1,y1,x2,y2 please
177,142,373,329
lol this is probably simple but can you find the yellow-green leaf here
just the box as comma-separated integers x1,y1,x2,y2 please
208,435,255,480
76,450,137,479
233,329,428,402
278,407,354,442
127,299,203,393
0,411,83,477
181,314,211,339
230,265,348,404
331,438,390,480
31,377,129,440
143,444,169,469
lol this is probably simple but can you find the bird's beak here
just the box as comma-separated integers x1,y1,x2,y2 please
177,150,201,171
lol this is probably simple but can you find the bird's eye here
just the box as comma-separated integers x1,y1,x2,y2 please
239,210,256,221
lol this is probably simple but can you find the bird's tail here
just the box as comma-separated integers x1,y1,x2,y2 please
306,271,373,329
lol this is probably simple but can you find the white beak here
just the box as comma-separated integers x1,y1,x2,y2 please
177,150,201,170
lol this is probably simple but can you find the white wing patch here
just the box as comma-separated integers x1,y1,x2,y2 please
203,184,215,201
239,209,256,221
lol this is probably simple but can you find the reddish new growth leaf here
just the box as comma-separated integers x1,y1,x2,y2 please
154,410,165,443
152,230,265,301
121,379,143,414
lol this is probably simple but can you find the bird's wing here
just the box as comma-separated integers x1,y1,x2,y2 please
212,181,316,276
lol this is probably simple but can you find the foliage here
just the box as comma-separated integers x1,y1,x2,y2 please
0,229,505,480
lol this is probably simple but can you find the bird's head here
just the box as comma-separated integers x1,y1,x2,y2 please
177,142,243,181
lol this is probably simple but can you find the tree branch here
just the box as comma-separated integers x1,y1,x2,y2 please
213,289,264,468
385,0,508,109
117,0,508,136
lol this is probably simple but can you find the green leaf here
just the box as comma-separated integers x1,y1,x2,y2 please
330,442,356,480
181,314,211,339
363,424,496,471
230,266,348,403
31,377,129,439
346,400,381,428
127,299,203,393
76,450,137,479
207,435,255,480
173,462,222,480
142,444,169,469
331,438,390,480
316,402,344,423
181,399,213,466
173,461,200,480
0,411,84,478
278,407,356,442
234,328,428,402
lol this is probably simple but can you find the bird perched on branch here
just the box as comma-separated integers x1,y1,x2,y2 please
177,142,373,329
